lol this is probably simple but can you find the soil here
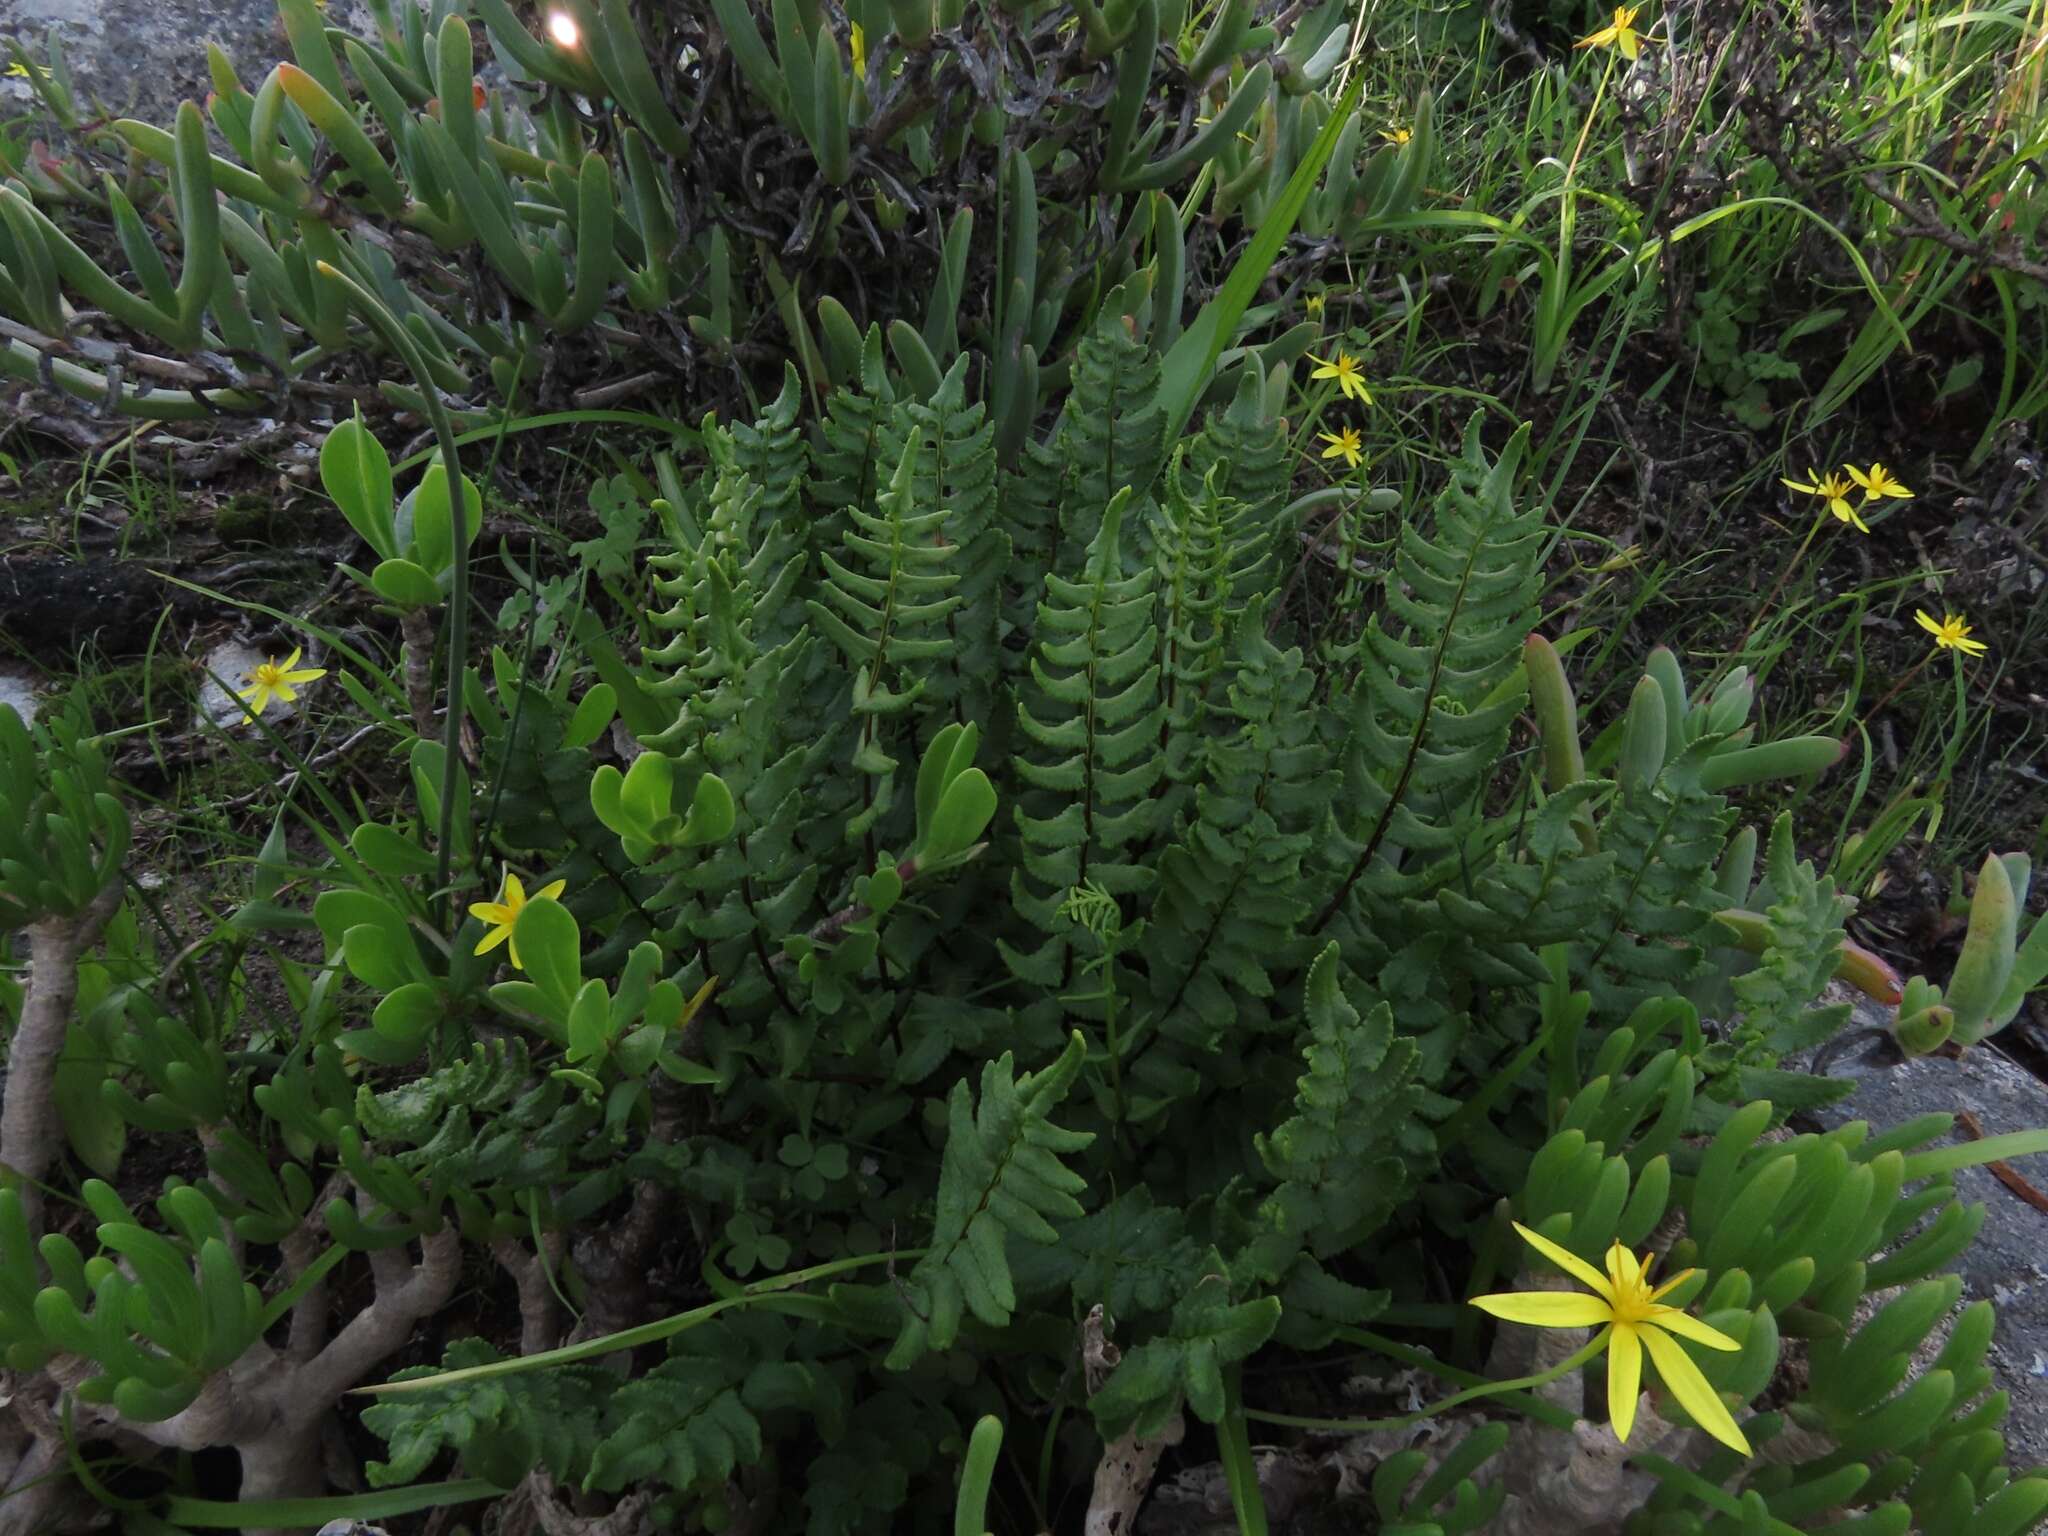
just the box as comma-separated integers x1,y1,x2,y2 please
0,554,210,660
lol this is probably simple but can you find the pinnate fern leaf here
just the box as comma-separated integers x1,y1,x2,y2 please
885,1034,1094,1368
1003,491,1163,985
1315,415,1542,937
1088,1248,1281,1441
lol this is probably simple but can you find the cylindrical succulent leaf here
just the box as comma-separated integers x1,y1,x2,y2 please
1946,852,2019,1045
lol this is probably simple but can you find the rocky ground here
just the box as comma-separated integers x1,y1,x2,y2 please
0,0,374,124
1807,1015,2048,1469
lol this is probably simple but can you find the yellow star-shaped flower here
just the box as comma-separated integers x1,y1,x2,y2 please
1309,352,1372,404
236,648,327,716
1473,1222,1751,1454
1319,426,1364,469
470,872,569,970
1914,609,1987,656
1380,126,1412,145
1781,468,1869,533
1847,461,1912,503
1577,4,1653,58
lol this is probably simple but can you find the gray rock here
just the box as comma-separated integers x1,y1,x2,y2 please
0,0,375,129
1804,1030,2048,1470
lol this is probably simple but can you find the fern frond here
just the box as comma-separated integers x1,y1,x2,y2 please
1581,745,1734,1019
1088,1246,1281,1441
1311,414,1542,932
1149,452,1273,799
1185,369,1290,607
884,1036,1094,1368
1011,1187,1205,1320
1003,491,1164,985
1717,813,1855,1111
1220,943,1424,1286
1140,617,1338,1048
1043,311,1168,570
806,427,964,846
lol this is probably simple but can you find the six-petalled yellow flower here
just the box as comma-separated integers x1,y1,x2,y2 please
1915,609,1987,657
1319,426,1364,469
1472,1222,1752,1454
470,872,568,970
1309,352,1372,404
1577,4,1652,57
236,649,327,716
1781,468,1869,533
1848,462,1912,504
1381,126,1412,145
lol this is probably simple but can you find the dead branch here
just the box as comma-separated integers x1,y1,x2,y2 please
0,881,124,1227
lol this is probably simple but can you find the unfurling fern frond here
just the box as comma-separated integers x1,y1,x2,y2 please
885,1036,1094,1368
1003,492,1163,986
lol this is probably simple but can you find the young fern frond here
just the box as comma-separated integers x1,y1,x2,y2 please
1582,745,1733,1018
727,365,812,649
1721,814,1856,1110
1219,943,1423,1292
1150,453,1274,801
1186,368,1291,607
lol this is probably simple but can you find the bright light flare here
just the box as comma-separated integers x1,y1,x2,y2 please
545,11,580,47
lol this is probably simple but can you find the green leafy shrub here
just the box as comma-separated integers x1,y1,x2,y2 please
6,312,2044,1531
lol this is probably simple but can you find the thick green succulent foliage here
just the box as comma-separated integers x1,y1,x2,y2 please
0,0,1433,425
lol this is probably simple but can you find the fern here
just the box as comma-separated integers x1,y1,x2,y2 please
884,1036,1094,1367
806,428,965,848
1087,1248,1282,1441
1311,416,1543,937
1184,368,1291,608
1139,617,1338,1055
585,1362,763,1494
728,366,815,650
1003,493,1163,985
1219,943,1423,1288
364,1338,611,1488
1012,1186,1204,1320
1037,312,1168,571
1719,813,1856,1111
827,360,1004,726
1582,745,1734,1018
353,1039,532,1143
1149,452,1274,802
